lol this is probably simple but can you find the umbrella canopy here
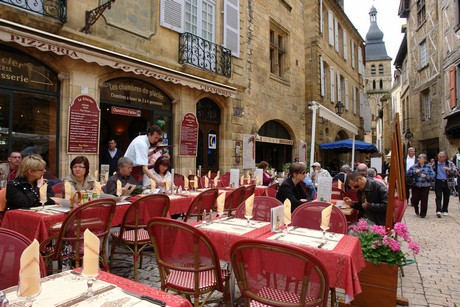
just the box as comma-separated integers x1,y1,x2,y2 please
319,139,378,153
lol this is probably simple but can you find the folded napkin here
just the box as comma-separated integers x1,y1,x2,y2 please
83,229,100,276
321,204,333,230
204,176,209,188
337,180,342,190
165,179,170,192
216,171,220,179
283,198,291,224
245,194,254,217
105,172,109,183
94,170,99,181
193,175,199,189
213,176,218,187
189,169,192,176
217,192,226,214
116,180,122,196
64,181,71,200
207,170,211,178
247,174,251,185
150,178,156,191
39,182,48,203
18,239,41,297
94,181,101,196
240,175,244,186
184,177,189,190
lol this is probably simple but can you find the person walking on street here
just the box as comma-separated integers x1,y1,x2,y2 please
407,154,435,218
452,147,460,203
405,147,416,203
433,151,458,217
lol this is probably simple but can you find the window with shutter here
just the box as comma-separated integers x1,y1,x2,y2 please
320,0,323,34
351,40,355,69
224,0,240,57
450,66,457,109
345,79,349,110
334,18,339,53
337,72,342,103
358,46,363,74
419,40,427,68
320,56,325,97
423,90,430,120
353,86,357,114
343,29,348,60
330,67,335,103
328,11,334,46
160,0,185,32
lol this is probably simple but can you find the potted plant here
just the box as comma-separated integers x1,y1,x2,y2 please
348,219,420,306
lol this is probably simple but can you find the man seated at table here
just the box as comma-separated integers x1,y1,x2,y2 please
105,157,138,196
276,162,311,212
343,171,388,226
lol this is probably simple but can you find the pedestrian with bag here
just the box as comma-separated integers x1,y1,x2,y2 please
432,151,458,217
406,154,435,218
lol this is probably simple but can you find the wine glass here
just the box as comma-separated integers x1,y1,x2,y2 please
82,261,100,297
284,220,291,234
40,200,46,211
17,277,41,306
244,214,253,227
320,225,330,242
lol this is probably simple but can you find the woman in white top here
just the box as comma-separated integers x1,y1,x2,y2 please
143,156,172,193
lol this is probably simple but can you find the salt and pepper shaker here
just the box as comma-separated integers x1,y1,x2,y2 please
208,209,213,224
202,209,207,225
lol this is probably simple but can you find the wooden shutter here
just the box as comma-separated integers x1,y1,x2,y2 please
450,66,457,109
351,40,355,69
330,67,335,103
328,11,334,46
345,79,349,110
343,29,348,60
160,0,185,33
320,56,325,97
224,0,240,57
358,46,363,74
337,72,341,102
319,0,323,34
334,18,339,52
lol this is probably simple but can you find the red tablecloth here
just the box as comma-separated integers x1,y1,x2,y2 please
98,270,192,307
199,221,366,301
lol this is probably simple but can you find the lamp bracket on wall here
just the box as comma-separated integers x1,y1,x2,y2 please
81,0,116,34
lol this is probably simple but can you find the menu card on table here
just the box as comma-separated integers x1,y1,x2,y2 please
316,177,333,202
270,205,284,232
230,169,240,187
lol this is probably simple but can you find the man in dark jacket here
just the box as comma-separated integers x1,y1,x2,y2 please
344,171,388,226
100,138,124,177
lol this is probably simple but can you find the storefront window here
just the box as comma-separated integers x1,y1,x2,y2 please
0,46,59,176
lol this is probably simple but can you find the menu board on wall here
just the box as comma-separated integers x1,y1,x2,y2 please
179,113,198,157
67,95,100,153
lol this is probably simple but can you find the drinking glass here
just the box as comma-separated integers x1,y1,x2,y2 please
82,262,100,297
244,214,253,227
40,200,46,211
17,277,41,306
320,225,330,242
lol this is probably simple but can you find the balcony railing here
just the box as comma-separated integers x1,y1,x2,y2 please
179,32,232,78
1,0,67,23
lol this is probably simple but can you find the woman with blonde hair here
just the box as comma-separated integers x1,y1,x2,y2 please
6,154,48,210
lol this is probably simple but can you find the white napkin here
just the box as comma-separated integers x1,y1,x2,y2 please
94,170,99,181
116,180,122,196
217,192,226,214
165,179,170,192
247,174,251,185
240,175,244,186
184,177,189,190
207,170,211,178
321,205,333,230
150,179,156,191
39,183,47,203
94,181,102,196
18,239,41,297
283,198,291,224
245,194,254,217
64,182,71,200
83,229,99,276
204,176,209,188
213,176,218,187
194,175,199,188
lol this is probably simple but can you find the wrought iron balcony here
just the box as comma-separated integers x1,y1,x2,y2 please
179,32,232,78
1,0,67,23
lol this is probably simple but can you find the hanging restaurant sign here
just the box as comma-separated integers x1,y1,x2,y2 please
67,95,100,153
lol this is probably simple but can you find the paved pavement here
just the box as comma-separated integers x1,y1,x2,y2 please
111,191,460,306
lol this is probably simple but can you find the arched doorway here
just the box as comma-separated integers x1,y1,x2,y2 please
255,120,293,171
100,78,173,160
196,98,221,173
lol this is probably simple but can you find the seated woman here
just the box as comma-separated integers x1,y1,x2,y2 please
276,162,311,212
258,161,274,186
105,157,138,196
143,156,173,193
6,155,50,210
64,156,96,191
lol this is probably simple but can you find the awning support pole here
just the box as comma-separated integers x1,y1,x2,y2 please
309,101,319,172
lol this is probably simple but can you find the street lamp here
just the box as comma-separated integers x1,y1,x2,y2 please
335,101,345,116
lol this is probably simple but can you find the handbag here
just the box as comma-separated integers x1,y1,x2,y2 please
405,174,416,186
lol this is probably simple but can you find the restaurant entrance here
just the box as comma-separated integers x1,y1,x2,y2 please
256,120,293,172
196,99,220,174
99,78,173,157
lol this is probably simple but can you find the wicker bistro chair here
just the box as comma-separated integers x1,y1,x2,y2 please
183,188,219,222
230,239,330,307
40,198,116,273
0,228,47,289
291,202,348,235
243,184,256,200
147,217,230,307
235,196,283,222
109,194,170,281
219,172,230,187
223,186,246,217
264,187,277,198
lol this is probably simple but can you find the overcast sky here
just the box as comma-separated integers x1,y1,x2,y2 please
344,0,405,66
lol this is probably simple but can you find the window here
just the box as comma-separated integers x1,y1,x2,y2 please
334,19,340,53
351,40,355,69
450,65,460,109
320,56,326,98
161,0,240,57
419,40,428,68
372,80,376,90
328,10,334,46
330,67,335,103
343,29,348,60
270,24,288,78
358,46,363,74
379,64,384,75
371,65,376,75
353,86,357,114
344,79,349,110
337,73,342,103
417,0,426,26
422,90,430,120
380,79,383,89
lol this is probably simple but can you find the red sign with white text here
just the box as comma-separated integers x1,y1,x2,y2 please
111,106,141,117
67,95,100,153
179,113,198,157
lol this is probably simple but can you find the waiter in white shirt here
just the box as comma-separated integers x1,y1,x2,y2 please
405,147,416,201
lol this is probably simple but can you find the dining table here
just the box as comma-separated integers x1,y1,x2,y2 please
195,217,366,303
0,194,194,243
1,270,192,306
